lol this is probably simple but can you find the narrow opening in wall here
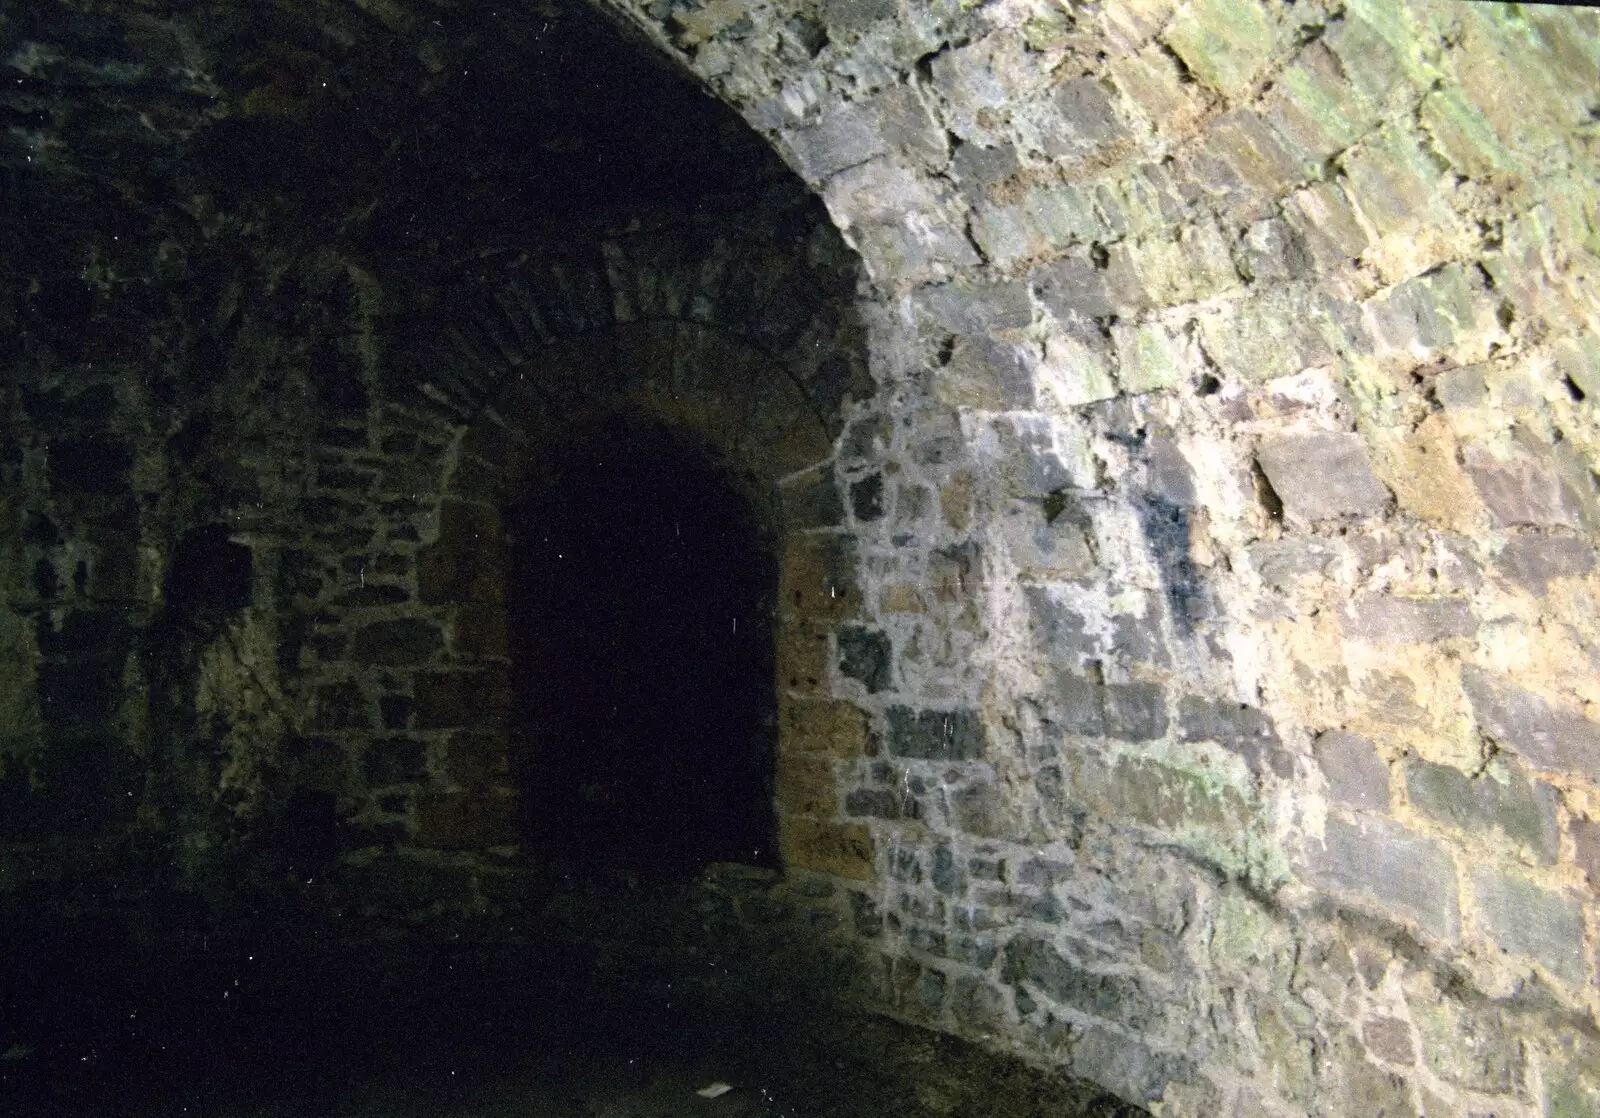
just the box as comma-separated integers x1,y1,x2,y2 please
507,411,780,876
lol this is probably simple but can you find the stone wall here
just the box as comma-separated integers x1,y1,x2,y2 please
4,0,1600,1114
582,1,1600,1114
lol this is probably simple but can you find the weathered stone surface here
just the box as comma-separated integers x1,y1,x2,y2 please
1362,1016,1416,1066
782,533,861,620
1404,757,1560,862
418,501,507,604
935,335,1036,410
886,706,985,761
1256,433,1391,521
1469,866,1586,986
1313,730,1391,810
1496,534,1596,595
1311,816,1460,942
1408,983,1527,1096
1339,595,1476,645
1047,672,1170,742
1249,538,1341,590
1461,667,1600,780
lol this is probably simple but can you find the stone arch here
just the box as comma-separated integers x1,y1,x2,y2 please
412,238,875,880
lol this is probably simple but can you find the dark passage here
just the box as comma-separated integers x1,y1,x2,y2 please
509,413,780,875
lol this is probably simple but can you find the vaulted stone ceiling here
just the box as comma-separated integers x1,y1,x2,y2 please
1,0,784,381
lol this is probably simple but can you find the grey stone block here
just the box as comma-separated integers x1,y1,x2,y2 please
351,619,444,665
1404,757,1560,863
1340,595,1476,644
948,140,1019,206
1313,730,1391,810
886,706,985,761
938,335,1037,410
1256,433,1391,521
1249,538,1341,590
1104,682,1170,742
1311,816,1460,942
1461,666,1600,780
1049,672,1106,736
1496,535,1596,595
913,278,1033,335
784,102,888,181
1178,696,1285,775
1031,252,1114,323
1464,445,1584,528
1470,866,1586,987
1001,935,1155,1030
1143,435,1197,508
838,624,892,693
1042,78,1128,160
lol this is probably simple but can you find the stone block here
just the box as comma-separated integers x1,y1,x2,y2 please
442,731,508,790
1407,979,1526,1096
1464,444,1585,528
350,619,444,665
451,604,508,660
1282,180,1371,270
1362,1016,1417,1066
1104,681,1170,742
1256,432,1391,521
1404,757,1559,863
913,278,1033,336
1461,666,1600,780
413,669,510,730
998,501,1096,580
886,706,985,761
1249,538,1341,590
1364,264,1493,357
365,737,426,787
1031,251,1114,324
1071,1024,1200,1106
1001,935,1157,1032
1114,320,1193,395
418,501,507,604
1198,288,1339,385
1265,41,1374,165
783,101,887,182
415,788,516,849
824,159,978,284
1162,0,1276,98
781,533,861,620
934,335,1036,411
1192,109,1301,199
1177,696,1287,776
837,624,892,693
1314,730,1391,810
1339,595,1476,645
776,754,838,818
872,84,947,170
779,697,869,758
948,140,1019,206
314,680,370,730
969,184,1102,268
779,466,844,530
1469,866,1586,987
844,786,918,821
777,618,830,695
1076,753,1254,847
848,474,884,522
1038,77,1129,162
778,814,874,880
1311,816,1460,942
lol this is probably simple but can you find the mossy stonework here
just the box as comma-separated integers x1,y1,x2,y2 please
4,1,1600,1114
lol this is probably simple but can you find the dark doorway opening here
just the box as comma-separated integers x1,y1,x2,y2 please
507,412,779,876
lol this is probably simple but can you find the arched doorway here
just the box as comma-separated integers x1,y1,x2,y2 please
507,410,779,874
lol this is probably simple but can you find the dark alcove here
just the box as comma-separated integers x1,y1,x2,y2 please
508,412,779,876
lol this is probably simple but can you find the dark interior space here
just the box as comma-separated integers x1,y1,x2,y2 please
509,412,780,876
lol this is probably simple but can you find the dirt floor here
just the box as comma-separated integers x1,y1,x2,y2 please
5,968,1146,1118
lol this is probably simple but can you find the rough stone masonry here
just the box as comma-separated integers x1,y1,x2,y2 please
4,0,1600,1115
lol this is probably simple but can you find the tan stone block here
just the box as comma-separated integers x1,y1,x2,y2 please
781,533,861,620
1366,415,1481,532
775,753,838,818
940,471,975,532
778,814,874,880
780,696,869,759
880,583,928,614
776,618,830,696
